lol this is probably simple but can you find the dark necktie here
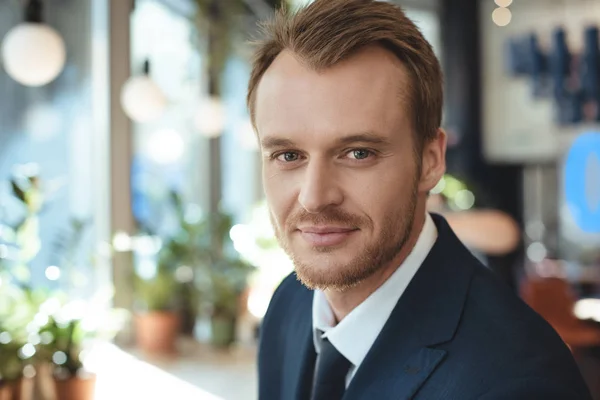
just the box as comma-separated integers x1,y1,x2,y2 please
311,337,352,400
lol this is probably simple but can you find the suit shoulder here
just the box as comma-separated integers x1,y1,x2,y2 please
478,377,592,400
453,264,588,387
425,262,591,397
269,272,304,305
467,265,556,333
262,272,311,324
465,265,567,346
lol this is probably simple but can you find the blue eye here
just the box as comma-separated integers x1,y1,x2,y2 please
350,149,370,160
277,152,299,162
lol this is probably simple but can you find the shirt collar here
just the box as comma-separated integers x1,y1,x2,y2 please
312,212,438,368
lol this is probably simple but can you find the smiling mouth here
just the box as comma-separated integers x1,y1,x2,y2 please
297,226,359,247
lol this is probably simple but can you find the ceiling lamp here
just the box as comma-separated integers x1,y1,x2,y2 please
492,7,512,27
1,0,67,87
120,60,167,124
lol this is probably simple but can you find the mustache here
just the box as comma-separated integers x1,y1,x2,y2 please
287,208,367,229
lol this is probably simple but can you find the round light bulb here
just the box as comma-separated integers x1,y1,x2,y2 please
1,23,66,87
494,0,513,7
120,76,167,123
492,7,512,27
194,97,225,138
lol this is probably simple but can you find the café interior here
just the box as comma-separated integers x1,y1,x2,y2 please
1,0,600,399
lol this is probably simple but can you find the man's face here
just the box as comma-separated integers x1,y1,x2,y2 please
255,46,440,290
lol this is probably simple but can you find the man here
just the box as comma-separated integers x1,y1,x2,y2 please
247,0,592,399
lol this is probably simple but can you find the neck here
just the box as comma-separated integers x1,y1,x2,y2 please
325,207,427,323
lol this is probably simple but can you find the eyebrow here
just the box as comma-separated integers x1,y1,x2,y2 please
260,137,295,150
335,132,392,146
260,131,392,150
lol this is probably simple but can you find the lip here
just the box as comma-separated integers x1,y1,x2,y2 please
297,226,358,247
298,226,356,234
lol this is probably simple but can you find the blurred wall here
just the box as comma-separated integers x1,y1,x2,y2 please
481,0,598,163
480,0,600,265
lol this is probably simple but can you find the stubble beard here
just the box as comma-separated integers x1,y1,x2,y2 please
271,182,419,291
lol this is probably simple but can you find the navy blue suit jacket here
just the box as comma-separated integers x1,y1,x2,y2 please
258,214,592,399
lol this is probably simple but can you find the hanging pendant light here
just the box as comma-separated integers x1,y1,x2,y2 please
1,0,67,87
120,60,167,124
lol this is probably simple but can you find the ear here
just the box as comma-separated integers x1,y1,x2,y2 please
418,128,447,193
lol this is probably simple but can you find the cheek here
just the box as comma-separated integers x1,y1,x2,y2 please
343,167,414,222
263,168,298,223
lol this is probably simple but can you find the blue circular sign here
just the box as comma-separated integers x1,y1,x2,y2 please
564,132,600,233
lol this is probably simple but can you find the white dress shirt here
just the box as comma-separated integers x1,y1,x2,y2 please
312,212,438,387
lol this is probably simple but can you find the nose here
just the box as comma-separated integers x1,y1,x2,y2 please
298,160,343,214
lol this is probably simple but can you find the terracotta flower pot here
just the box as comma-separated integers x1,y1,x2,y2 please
0,381,18,400
33,364,56,400
0,378,33,400
135,311,180,354
53,375,96,400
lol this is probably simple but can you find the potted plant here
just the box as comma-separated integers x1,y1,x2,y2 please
0,273,49,400
129,189,210,353
133,265,181,354
195,211,255,348
0,320,35,400
38,316,96,400
131,191,255,349
0,165,131,399
206,256,254,347
161,191,209,337
36,298,127,400
0,165,52,400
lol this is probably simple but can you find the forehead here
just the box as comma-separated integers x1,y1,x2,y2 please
254,46,412,144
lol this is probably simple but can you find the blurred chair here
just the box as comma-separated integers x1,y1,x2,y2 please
520,276,600,349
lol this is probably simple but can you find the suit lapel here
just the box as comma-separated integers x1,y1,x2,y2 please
349,347,447,400
293,324,316,400
279,280,316,400
344,214,476,400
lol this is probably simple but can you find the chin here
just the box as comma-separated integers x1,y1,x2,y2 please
292,252,378,291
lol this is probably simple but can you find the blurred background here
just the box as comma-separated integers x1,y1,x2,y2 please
1,0,600,399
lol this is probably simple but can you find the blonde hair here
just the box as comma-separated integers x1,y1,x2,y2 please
246,0,443,151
